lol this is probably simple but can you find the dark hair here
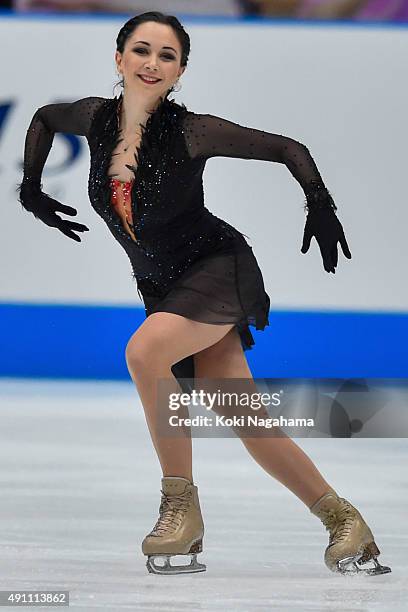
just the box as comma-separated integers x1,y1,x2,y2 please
113,11,190,96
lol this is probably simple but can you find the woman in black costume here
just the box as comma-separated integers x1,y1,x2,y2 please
18,12,390,577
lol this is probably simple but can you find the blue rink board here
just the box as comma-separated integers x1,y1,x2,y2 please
0,302,407,380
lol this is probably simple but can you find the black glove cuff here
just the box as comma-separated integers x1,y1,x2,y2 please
304,181,337,213
16,177,43,213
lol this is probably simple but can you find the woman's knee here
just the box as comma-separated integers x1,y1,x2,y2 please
125,329,167,373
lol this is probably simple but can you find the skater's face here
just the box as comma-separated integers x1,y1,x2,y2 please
115,22,185,99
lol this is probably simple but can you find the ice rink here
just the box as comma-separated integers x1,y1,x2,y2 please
0,378,406,611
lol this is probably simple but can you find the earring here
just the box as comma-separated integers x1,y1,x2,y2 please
172,80,182,93
117,71,124,89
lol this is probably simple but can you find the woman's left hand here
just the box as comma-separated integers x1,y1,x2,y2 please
301,208,352,273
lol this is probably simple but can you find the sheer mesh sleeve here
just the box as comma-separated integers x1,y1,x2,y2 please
20,96,106,184
182,112,336,210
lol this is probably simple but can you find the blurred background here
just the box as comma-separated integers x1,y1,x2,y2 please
0,5,407,609
1,2,407,381
0,0,408,22
0,0,407,21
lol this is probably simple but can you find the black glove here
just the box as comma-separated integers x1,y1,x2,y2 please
17,178,89,242
301,182,351,274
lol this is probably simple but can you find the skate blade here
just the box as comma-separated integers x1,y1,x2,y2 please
146,553,206,575
357,556,392,576
337,554,392,576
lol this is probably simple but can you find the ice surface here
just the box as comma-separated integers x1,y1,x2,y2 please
0,379,406,611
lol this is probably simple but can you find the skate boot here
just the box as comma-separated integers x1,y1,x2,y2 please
310,490,391,576
142,476,206,575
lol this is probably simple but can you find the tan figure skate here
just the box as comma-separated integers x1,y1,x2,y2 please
310,490,391,575
142,476,206,575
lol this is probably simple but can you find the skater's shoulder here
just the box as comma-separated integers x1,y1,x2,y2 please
179,107,210,131
70,95,110,108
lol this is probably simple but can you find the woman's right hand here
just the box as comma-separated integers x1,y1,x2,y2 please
17,180,89,242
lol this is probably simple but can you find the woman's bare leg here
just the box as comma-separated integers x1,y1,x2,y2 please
125,312,234,482
194,327,333,508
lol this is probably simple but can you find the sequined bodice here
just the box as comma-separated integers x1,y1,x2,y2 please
19,93,334,296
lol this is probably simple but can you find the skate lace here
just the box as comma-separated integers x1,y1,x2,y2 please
149,489,192,537
321,500,356,544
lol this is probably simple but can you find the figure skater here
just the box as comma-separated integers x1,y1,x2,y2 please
17,11,391,577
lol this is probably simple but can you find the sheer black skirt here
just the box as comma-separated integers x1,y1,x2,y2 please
140,243,270,390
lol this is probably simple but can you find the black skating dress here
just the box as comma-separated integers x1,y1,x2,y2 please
19,93,334,387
